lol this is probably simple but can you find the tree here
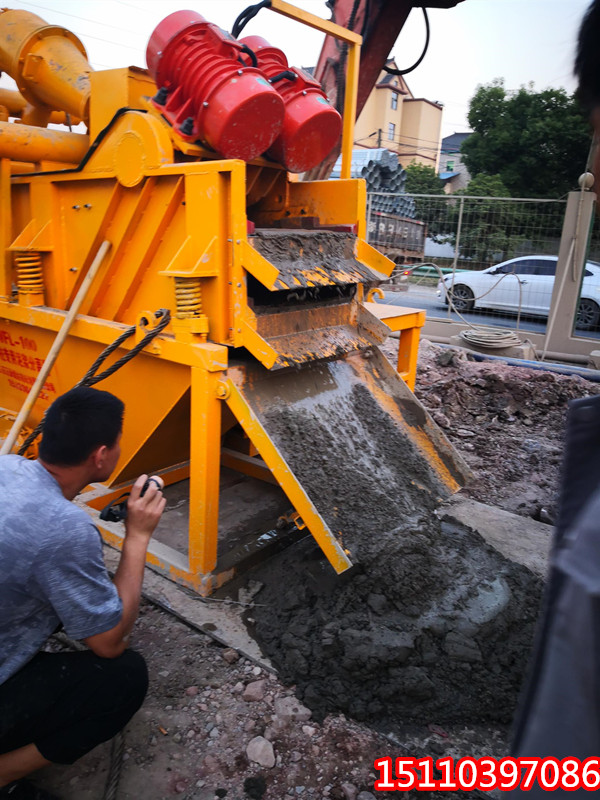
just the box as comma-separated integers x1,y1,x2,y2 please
404,162,445,195
404,163,446,241
461,80,591,199
452,174,524,264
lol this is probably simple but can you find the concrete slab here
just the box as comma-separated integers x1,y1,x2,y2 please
437,495,553,578
101,545,273,670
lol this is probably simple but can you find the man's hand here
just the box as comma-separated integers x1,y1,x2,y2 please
125,474,166,542
84,475,166,658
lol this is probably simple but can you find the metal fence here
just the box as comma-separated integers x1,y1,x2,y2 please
367,192,581,335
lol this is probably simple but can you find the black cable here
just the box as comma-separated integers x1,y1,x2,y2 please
269,70,297,84
347,0,361,33
332,0,362,115
17,309,171,455
361,0,370,36
383,7,430,76
238,43,258,68
232,9,254,38
12,107,145,179
231,0,271,39
328,0,369,35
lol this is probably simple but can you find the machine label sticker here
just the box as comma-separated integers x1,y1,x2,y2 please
0,328,55,399
0,330,37,351
373,756,600,792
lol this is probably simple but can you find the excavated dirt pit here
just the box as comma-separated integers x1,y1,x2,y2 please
410,340,600,523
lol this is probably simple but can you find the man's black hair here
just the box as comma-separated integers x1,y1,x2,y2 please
576,0,600,111
38,387,124,466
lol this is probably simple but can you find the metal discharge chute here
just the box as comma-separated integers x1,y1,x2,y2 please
0,3,468,595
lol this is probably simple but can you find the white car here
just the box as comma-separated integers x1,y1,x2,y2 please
437,255,600,330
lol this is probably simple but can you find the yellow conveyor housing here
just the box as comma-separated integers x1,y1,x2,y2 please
0,4,469,594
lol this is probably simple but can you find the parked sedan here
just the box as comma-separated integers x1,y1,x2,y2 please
436,255,600,330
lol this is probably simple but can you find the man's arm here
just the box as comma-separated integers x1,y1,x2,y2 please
84,475,166,657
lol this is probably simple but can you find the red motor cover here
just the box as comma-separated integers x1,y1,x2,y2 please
146,11,284,161
240,35,342,173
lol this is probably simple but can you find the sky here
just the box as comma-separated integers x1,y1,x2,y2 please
0,0,592,140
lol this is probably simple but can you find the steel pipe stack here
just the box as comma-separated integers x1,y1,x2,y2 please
331,148,416,218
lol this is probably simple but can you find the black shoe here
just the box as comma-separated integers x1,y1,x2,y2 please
0,780,60,800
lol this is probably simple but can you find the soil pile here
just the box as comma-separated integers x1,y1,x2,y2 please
410,340,600,521
251,521,541,729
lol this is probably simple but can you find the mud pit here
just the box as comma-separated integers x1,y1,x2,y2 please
243,341,600,732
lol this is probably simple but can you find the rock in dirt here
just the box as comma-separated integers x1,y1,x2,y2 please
246,736,276,768
340,783,358,800
243,775,267,799
243,679,267,702
221,648,239,664
273,696,313,727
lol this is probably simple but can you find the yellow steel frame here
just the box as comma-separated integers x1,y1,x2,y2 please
0,4,433,596
267,0,361,181
0,149,373,594
363,301,426,391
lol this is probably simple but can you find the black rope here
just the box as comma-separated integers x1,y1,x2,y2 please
104,731,125,800
231,0,271,38
17,309,171,456
79,310,170,387
360,0,370,36
383,8,430,76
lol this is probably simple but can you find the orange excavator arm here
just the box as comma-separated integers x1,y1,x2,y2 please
307,0,466,179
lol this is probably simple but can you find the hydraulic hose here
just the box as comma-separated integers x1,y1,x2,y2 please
453,347,600,383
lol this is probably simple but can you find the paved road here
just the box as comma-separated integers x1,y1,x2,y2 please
378,289,600,340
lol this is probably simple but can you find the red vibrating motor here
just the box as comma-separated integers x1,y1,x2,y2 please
239,35,342,173
146,10,342,172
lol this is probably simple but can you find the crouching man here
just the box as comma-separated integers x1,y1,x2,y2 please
0,387,166,800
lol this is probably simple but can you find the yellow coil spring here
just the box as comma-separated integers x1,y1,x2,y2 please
174,277,203,317
15,252,44,294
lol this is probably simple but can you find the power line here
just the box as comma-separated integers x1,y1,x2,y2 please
362,126,455,148
355,133,442,154
113,0,148,9
13,0,146,38
359,126,473,153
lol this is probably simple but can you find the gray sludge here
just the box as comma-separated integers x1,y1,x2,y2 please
248,387,543,727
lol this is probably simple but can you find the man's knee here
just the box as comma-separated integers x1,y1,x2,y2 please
100,649,148,712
